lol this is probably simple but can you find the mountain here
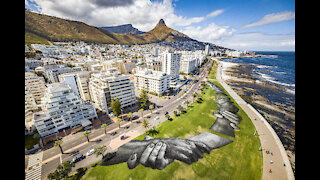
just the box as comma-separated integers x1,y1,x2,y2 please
25,10,199,45
99,24,145,35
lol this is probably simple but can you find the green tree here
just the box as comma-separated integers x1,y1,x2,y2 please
186,100,190,107
177,105,185,113
111,98,122,116
139,89,149,108
94,145,107,158
139,108,144,117
47,161,73,180
165,114,171,121
116,118,122,128
101,123,108,134
54,140,64,154
149,104,154,113
173,110,178,116
128,112,133,123
83,131,90,142
142,120,150,130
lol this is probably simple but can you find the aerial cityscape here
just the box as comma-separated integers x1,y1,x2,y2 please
25,0,295,180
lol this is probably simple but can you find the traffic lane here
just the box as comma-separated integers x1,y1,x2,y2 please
41,156,61,179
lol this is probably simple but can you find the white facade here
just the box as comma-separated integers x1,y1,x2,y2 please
25,72,47,105
135,69,170,95
33,83,97,137
89,71,136,114
162,51,181,82
180,58,196,74
58,73,81,98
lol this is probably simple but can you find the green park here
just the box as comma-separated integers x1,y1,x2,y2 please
79,62,263,180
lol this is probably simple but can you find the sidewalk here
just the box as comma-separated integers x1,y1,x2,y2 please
216,61,294,180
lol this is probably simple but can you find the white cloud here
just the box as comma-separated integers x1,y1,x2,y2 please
206,9,224,18
31,0,212,31
181,23,235,43
217,32,295,51
242,11,295,29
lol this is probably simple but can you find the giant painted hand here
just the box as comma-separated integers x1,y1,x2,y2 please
101,132,232,170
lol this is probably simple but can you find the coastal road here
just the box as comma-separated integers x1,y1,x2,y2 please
215,60,294,180
26,60,212,180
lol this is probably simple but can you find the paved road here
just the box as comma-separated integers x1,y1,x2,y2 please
215,60,294,180
25,60,212,180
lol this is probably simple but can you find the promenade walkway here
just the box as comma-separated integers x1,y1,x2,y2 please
215,60,294,180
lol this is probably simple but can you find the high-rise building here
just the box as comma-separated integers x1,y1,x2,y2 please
205,44,210,56
25,72,47,105
162,50,181,83
89,70,136,114
180,58,196,74
33,83,97,137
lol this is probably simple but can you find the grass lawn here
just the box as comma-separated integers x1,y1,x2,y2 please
81,79,262,180
207,60,218,80
25,135,39,150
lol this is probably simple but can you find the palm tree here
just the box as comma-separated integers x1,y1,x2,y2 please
186,100,190,107
149,104,154,113
101,123,108,134
139,108,144,117
128,112,133,123
54,140,64,154
192,93,197,102
116,118,122,128
142,120,150,130
94,145,107,158
83,131,89,142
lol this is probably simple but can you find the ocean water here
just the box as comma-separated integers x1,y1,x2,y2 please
221,51,295,151
220,51,295,108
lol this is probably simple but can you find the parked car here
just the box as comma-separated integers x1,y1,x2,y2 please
86,149,94,156
95,139,102,143
70,154,85,164
132,115,139,120
110,131,117,136
154,116,160,120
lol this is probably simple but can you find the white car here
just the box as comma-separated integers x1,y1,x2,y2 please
86,148,94,156
154,116,160,120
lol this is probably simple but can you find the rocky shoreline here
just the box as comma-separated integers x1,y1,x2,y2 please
220,62,295,174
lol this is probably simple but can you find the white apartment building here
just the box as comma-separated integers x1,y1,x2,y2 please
25,72,47,105
134,69,170,95
180,58,196,74
33,83,97,137
162,50,181,83
89,70,136,114
58,71,92,101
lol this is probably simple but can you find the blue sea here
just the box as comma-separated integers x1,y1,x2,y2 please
219,51,295,152
220,51,295,107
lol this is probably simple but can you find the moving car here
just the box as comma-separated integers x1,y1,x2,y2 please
154,116,160,120
70,154,85,164
86,149,94,156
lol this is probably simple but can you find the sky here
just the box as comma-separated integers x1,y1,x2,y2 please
25,0,295,51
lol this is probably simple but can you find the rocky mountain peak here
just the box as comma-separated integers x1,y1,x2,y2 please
157,19,166,26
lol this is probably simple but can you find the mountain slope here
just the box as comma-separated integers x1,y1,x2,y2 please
25,10,118,44
99,24,145,35
25,10,197,45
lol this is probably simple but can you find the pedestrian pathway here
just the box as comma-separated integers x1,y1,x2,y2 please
26,151,43,180
215,61,294,180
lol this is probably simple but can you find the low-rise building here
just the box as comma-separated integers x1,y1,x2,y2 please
134,69,170,95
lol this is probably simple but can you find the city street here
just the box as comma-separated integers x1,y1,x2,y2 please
25,60,212,180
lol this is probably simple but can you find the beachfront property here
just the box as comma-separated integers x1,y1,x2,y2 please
88,70,136,114
162,50,181,83
33,83,97,137
134,69,171,95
